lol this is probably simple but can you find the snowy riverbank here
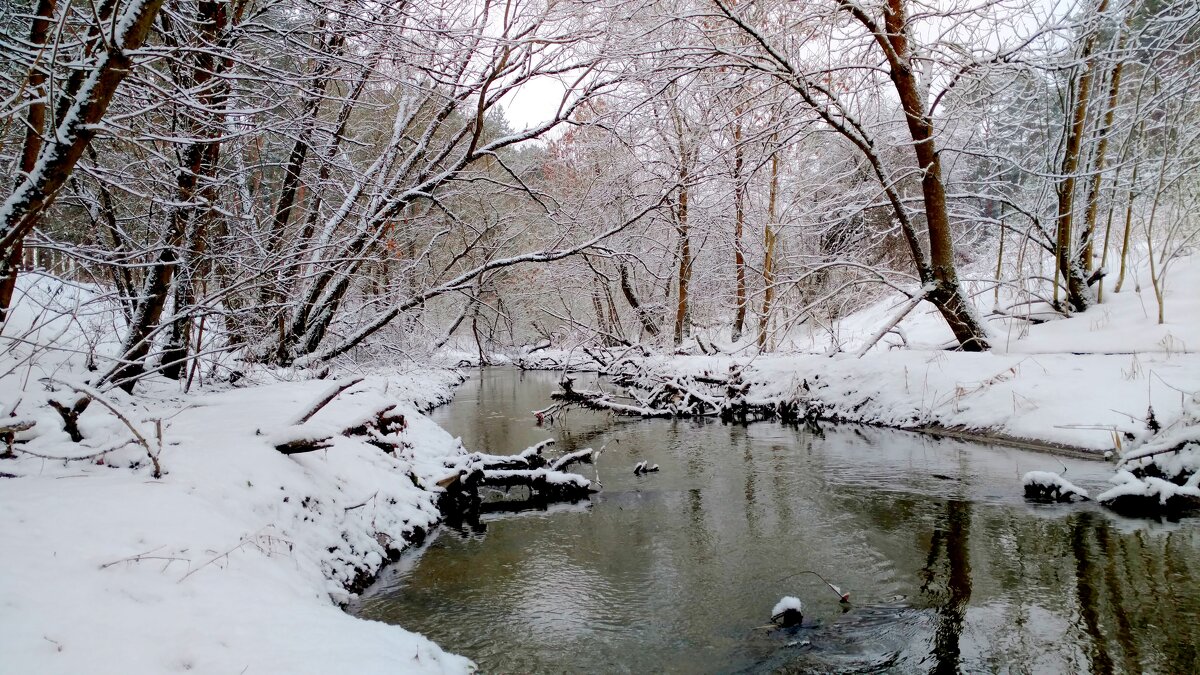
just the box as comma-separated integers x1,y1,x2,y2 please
0,370,475,674
633,348,1197,453
576,258,1200,455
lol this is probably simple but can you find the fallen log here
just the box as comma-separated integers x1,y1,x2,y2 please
1097,470,1200,517
437,444,598,518
273,430,335,455
478,468,597,500
0,418,35,459
445,439,554,471
551,377,673,418
342,403,408,453
290,378,365,426
552,373,802,424
549,448,594,472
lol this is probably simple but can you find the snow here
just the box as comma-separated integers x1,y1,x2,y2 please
0,370,474,674
772,596,803,617
1096,470,1200,506
484,468,593,488
1022,470,1089,500
615,258,1200,454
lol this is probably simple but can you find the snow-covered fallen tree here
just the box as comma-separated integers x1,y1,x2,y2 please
1096,400,1200,516
546,369,804,424
437,439,600,518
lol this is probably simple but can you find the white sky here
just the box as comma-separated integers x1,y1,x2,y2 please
502,77,570,130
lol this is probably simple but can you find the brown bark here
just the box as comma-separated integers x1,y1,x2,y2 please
1054,0,1108,313
874,0,990,350
1079,28,1126,284
674,174,691,346
0,0,57,322
591,275,611,341
731,112,747,342
1113,125,1141,293
619,264,659,337
105,0,235,390
0,0,166,260
260,19,349,312
758,151,780,351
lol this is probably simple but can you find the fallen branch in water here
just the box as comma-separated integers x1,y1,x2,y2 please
437,439,599,518
549,370,805,425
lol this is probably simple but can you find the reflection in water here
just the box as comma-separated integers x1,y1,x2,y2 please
353,369,1200,674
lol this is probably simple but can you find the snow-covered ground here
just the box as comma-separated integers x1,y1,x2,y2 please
635,256,1200,453
0,363,475,674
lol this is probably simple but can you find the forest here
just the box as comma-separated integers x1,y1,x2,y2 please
2,0,1199,672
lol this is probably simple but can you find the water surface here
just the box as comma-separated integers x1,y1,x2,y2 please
355,368,1200,673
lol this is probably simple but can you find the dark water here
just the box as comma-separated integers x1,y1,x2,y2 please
354,369,1200,674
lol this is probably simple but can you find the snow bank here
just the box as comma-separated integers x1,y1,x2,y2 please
616,255,1200,454
0,371,474,675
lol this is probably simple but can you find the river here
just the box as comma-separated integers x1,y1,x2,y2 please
353,368,1200,673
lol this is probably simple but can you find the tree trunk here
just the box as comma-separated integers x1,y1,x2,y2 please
877,0,990,350
731,113,747,342
0,0,56,323
619,264,659,337
1078,28,1126,280
758,151,780,351
1054,0,1108,313
105,0,233,391
674,175,691,346
1113,130,1141,294
259,15,349,309
0,0,167,261
159,0,233,380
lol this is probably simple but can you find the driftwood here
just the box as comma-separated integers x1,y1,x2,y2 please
633,460,659,475
445,438,554,471
47,396,90,443
342,404,408,453
45,378,161,478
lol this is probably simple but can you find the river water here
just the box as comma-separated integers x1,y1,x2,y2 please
353,368,1200,673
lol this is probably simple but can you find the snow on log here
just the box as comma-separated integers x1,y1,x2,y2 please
1097,470,1200,516
551,377,674,418
771,596,804,627
436,465,598,517
444,439,555,471
549,448,594,472
1022,471,1089,502
270,424,334,454
552,370,803,423
0,418,35,435
0,417,35,458
478,469,597,498
633,460,659,475
289,378,365,426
